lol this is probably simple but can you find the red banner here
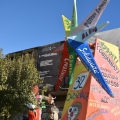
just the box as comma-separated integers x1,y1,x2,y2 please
55,42,69,91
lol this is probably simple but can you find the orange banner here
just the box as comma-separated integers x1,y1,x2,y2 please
86,38,120,120
61,62,91,120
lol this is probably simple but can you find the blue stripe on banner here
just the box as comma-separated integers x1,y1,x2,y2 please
67,39,114,97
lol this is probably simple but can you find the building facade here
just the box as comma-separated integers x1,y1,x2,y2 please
8,41,69,118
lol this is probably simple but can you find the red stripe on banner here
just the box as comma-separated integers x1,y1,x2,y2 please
55,42,69,91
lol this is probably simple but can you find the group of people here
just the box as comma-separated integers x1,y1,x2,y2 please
20,84,59,120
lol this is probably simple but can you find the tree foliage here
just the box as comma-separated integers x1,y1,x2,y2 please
0,50,39,118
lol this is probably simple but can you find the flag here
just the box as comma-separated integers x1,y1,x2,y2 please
69,0,110,36
60,0,78,85
62,15,71,37
67,39,114,97
70,0,78,32
68,21,109,43
66,42,76,85
55,42,69,91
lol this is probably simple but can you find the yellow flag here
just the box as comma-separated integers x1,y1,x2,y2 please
62,15,71,37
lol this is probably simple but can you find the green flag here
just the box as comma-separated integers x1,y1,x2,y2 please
66,42,76,85
70,0,78,32
67,0,78,85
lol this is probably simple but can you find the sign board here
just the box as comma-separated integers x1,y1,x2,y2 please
86,39,120,120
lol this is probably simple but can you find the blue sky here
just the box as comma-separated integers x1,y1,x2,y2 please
0,0,120,54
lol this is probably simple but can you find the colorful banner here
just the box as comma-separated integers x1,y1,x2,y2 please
70,0,78,32
61,63,91,120
68,21,109,43
57,0,78,87
55,42,69,91
62,15,71,37
86,39,120,120
62,0,78,37
54,41,76,86
67,39,113,97
66,42,77,85
69,0,110,36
